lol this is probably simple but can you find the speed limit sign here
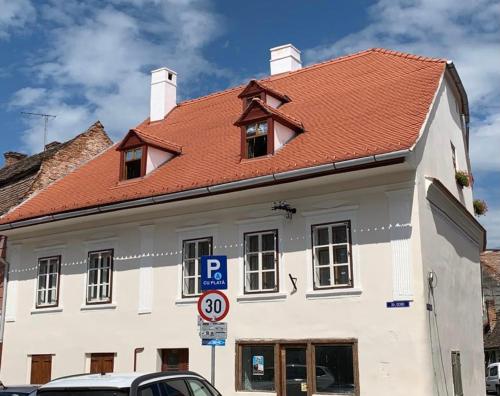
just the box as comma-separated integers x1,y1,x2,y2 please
197,290,229,322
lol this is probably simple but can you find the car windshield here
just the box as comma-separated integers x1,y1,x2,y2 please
0,392,35,396
39,389,129,396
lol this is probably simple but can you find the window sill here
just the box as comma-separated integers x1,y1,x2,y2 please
175,297,199,305
80,303,117,311
237,292,287,303
306,288,362,299
31,306,63,314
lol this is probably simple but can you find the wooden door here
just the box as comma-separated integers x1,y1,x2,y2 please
30,354,52,384
90,353,114,373
161,348,189,371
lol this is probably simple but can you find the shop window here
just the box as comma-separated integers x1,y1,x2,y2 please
314,345,355,394
239,344,276,391
312,222,352,289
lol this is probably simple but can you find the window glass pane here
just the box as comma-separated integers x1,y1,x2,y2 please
316,227,329,245
247,273,259,291
39,260,48,275
262,253,275,270
246,124,256,136
186,380,212,396
185,260,196,276
318,267,331,287
185,242,196,259
163,379,190,396
262,233,275,251
315,345,354,394
262,272,276,290
126,159,142,179
125,150,134,161
139,383,161,396
257,122,268,135
253,135,267,157
37,290,45,306
38,274,47,289
198,240,210,257
48,273,57,288
185,278,196,295
135,148,142,159
333,246,348,264
334,266,350,285
316,247,330,266
247,254,259,271
89,255,99,269
241,345,275,391
247,235,259,252
332,225,347,244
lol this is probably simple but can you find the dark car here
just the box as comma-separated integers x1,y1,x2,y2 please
0,384,39,396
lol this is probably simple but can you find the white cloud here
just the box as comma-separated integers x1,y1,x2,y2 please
0,0,36,39
10,0,228,151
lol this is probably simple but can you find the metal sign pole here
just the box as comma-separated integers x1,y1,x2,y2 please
211,345,215,385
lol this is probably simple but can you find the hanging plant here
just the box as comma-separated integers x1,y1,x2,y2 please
473,199,488,216
455,170,470,188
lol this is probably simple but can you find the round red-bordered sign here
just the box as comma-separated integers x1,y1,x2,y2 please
197,290,230,322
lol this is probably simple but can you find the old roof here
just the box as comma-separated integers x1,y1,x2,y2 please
234,98,304,130
0,48,448,224
485,321,500,349
482,250,500,283
118,129,183,154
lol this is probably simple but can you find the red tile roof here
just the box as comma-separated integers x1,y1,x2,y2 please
1,48,447,224
234,98,303,130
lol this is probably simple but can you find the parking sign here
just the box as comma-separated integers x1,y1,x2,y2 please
201,256,227,290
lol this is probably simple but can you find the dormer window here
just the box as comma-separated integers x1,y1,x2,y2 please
246,121,269,158
238,79,290,110
117,129,182,181
124,147,144,179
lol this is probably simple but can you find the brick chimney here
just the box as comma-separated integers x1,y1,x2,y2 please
3,152,27,167
487,300,497,332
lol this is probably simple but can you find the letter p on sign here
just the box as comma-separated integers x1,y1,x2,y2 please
201,255,227,290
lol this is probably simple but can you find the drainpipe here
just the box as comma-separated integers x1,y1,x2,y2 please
134,348,144,372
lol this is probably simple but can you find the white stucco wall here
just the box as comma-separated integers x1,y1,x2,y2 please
146,147,173,174
274,122,295,152
266,95,282,109
1,167,437,395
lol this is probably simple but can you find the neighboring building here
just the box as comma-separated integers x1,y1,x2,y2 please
482,250,500,365
0,121,112,362
0,46,486,395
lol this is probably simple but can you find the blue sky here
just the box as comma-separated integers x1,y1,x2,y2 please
0,0,499,247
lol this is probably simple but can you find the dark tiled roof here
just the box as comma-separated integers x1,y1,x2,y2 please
482,250,500,283
0,174,38,215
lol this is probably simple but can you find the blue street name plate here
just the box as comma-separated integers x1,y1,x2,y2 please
202,339,226,346
386,300,411,308
201,256,227,290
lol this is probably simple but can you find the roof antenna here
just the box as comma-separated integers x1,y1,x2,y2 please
21,112,57,151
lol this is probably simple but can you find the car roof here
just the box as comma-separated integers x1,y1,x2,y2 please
41,372,204,389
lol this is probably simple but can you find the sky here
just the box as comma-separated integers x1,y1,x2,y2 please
0,0,499,247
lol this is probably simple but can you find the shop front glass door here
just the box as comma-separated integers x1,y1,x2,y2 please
284,346,308,396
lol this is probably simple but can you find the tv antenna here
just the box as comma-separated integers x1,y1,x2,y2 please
21,112,57,151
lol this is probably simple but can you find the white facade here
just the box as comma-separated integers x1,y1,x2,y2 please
0,74,485,395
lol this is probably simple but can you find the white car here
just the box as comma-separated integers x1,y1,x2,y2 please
36,371,221,396
487,363,500,395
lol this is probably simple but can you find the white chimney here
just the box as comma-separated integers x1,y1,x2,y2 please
150,67,177,122
270,44,302,75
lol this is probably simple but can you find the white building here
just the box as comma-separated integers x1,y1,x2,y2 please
0,45,486,395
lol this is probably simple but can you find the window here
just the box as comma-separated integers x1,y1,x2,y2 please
123,147,144,180
451,142,457,171
244,230,278,293
451,351,463,396
246,121,269,158
36,256,60,307
491,365,498,377
90,353,114,373
162,380,190,396
239,344,276,391
183,238,212,297
87,250,113,304
315,345,355,394
236,340,358,395
312,222,352,289
160,348,189,371
185,380,213,396
30,354,52,384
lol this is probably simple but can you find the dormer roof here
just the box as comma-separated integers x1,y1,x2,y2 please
117,128,182,154
234,98,303,131
237,79,290,104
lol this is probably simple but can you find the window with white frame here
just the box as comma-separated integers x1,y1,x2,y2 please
183,238,212,297
87,250,113,304
312,222,352,289
244,230,278,293
36,256,60,307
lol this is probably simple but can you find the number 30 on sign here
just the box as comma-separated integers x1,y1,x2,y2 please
197,290,230,322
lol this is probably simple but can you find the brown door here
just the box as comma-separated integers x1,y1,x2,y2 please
161,348,189,371
90,353,114,373
30,354,52,384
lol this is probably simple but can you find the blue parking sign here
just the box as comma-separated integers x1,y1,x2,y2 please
201,256,227,290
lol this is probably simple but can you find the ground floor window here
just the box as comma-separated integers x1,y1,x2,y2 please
30,354,52,384
236,340,358,395
160,348,189,371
